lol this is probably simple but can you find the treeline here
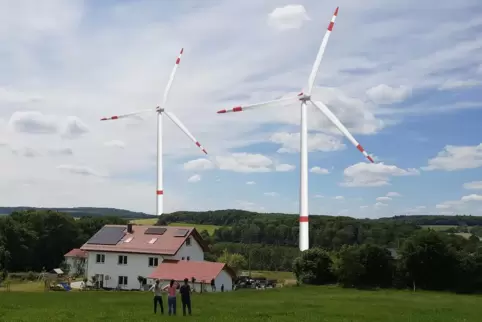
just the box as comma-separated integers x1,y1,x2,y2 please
293,229,482,294
0,210,127,272
159,210,421,249
0,207,154,219
387,215,482,226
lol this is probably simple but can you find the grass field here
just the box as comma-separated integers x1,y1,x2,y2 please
1,286,481,321
129,219,221,235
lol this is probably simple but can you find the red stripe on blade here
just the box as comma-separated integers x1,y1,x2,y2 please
367,156,374,163
356,144,364,153
299,216,309,223
232,106,243,112
157,190,164,195
100,118,107,121
217,109,227,114
176,58,180,64
327,21,334,31
180,48,184,54
111,116,119,120
334,7,339,16
202,149,207,154
195,142,201,147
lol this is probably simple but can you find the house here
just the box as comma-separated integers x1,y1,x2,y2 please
79,223,211,290
63,248,88,276
149,259,236,292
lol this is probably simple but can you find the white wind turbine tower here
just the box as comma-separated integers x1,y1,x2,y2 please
100,48,209,216
216,7,375,251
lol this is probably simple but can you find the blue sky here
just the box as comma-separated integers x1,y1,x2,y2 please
0,0,482,218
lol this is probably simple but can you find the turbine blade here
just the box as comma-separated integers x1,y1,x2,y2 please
216,95,298,114
306,7,339,95
163,111,208,155
100,108,156,121
309,100,374,163
162,48,184,107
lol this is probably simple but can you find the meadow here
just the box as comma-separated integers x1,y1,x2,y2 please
129,218,221,235
1,286,481,321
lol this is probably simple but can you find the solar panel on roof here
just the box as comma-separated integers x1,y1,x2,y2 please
86,226,126,245
173,228,189,237
145,227,167,235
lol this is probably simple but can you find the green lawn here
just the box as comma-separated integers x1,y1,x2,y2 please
0,286,481,321
128,219,221,235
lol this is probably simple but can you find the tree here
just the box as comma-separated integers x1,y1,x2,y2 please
333,244,394,288
398,230,459,291
292,248,336,285
217,249,247,274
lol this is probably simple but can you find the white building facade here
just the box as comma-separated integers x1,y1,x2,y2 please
81,225,207,290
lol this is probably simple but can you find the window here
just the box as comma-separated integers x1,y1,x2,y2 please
186,237,191,246
118,276,128,286
187,256,190,261
181,257,185,260
148,257,159,267
96,254,105,264
118,255,128,265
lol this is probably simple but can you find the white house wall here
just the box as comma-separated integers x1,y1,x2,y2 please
86,252,163,290
65,257,87,276
172,236,204,261
215,270,233,291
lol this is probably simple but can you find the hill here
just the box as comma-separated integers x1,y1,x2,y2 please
0,207,156,219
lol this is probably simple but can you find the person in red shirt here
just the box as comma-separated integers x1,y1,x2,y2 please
167,279,177,315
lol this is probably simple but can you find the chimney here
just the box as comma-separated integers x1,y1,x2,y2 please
127,223,133,234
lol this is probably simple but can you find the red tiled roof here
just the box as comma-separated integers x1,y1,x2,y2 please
64,248,88,258
80,225,208,255
149,259,236,282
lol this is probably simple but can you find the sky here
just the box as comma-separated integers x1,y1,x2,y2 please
1,0,482,218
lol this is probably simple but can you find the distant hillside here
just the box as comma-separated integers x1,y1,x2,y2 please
0,206,156,219
381,215,482,226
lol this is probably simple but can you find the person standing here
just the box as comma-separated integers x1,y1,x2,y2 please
210,278,216,292
149,280,164,315
167,279,177,316
180,278,192,316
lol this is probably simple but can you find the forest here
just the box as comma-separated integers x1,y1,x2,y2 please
1,208,482,292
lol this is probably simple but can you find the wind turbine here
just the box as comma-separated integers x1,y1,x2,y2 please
216,7,374,251
100,48,209,216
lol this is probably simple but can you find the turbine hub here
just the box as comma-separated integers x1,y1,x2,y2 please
156,106,164,112
298,94,311,102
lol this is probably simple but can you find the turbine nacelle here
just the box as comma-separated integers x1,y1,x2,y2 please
298,92,311,102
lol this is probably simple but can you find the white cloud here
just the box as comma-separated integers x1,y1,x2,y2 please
275,163,295,172
423,144,482,171
264,192,279,197
310,166,330,175
463,181,482,190
376,196,392,201
313,194,324,198
216,153,273,173
333,196,344,200
8,111,58,134
438,79,481,90
341,162,420,187
267,5,310,31
270,132,345,153
56,164,103,177
104,140,125,149
366,84,412,104
61,116,89,139
461,194,482,202
360,205,368,209
48,147,73,156
187,174,201,183
246,181,256,185
183,158,215,171
386,191,401,197
374,202,388,207
11,146,39,158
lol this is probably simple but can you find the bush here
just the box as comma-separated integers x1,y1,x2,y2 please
292,248,336,285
